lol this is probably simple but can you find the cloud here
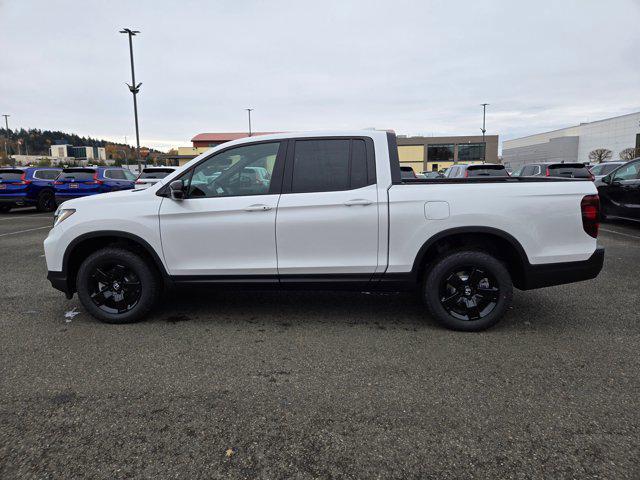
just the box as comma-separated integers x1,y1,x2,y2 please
1,0,639,151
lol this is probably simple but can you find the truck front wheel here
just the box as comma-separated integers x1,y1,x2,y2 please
76,247,160,324
423,250,513,331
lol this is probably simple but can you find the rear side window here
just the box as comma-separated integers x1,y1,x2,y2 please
105,169,126,180
548,164,590,178
291,139,350,193
467,165,508,177
59,170,95,181
33,170,59,180
0,170,24,180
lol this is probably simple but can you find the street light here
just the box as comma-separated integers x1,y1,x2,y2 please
245,108,253,137
2,114,10,165
480,103,489,162
119,28,143,170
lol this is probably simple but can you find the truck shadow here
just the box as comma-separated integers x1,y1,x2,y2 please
151,287,548,332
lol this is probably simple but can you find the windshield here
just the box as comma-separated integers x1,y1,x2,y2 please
548,164,591,178
58,169,95,181
0,170,24,181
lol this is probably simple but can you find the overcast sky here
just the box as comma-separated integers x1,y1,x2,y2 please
1,0,639,151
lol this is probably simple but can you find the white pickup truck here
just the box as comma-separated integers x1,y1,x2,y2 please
45,131,604,331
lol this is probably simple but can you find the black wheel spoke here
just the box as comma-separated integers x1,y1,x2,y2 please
467,304,482,320
446,273,466,291
92,268,112,284
91,289,111,306
477,286,499,301
468,268,485,286
441,292,461,307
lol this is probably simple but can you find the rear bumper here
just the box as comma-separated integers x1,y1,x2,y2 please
47,271,73,299
0,195,33,205
520,247,605,290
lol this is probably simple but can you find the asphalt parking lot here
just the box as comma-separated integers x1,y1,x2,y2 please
0,209,638,479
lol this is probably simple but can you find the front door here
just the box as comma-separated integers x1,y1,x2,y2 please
605,160,640,218
275,138,379,278
159,141,284,276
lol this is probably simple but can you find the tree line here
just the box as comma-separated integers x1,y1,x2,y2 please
0,127,161,161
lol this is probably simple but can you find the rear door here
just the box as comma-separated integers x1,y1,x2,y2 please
0,169,28,198
275,137,379,277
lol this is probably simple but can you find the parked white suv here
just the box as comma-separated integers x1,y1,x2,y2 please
45,131,604,331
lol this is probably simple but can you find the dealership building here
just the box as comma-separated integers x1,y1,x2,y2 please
397,135,499,173
502,111,640,170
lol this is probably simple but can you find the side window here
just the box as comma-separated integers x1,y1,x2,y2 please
291,139,350,193
105,169,126,180
613,161,640,181
187,142,280,198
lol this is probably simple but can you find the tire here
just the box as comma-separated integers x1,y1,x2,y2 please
423,250,513,332
0,204,12,213
36,190,57,212
76,247,160,324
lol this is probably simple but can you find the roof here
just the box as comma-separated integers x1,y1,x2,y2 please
191,132,279,143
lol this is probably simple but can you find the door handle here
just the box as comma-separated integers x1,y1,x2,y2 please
343,199,373,206
244,204,272,212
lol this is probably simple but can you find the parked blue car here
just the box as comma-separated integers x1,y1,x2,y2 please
0,167,61,212
54,167,137,204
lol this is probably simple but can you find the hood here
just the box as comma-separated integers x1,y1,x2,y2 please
60,188,149,209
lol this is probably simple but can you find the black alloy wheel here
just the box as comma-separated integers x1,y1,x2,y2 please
439,267,500,321
76,247,159,323
37,190,56,212
424,250,513,331
88,262,142,314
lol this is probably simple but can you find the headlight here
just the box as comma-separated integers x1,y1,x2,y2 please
53,207,75,226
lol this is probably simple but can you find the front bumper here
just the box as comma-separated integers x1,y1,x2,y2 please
521,247,605,290
47,270,73,299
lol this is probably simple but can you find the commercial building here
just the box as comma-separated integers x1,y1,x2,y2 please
502,111,640,170
397,135,499,173
49,144,106,162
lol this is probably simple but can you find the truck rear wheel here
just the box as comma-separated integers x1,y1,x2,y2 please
76,247,160,324
423,250,513,331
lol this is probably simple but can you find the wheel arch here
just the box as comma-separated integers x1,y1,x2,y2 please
62,231,169,294
411,227,530,290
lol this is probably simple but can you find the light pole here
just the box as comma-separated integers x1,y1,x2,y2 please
480,103,489,162
2,114,10,164
119,28,143,170
246,108,253,136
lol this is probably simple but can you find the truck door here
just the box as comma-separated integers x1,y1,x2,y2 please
607,160,640,218
159,141,284,276
275,137,379,278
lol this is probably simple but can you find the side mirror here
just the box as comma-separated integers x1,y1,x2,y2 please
601,175,611,185
169,179,185,200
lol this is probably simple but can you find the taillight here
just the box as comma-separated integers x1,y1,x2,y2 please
135,180,144,184
11,173,31,185
546,167,550,176
54,181,63,185
581,195,599,238
92,172,104,185
464,170,469,178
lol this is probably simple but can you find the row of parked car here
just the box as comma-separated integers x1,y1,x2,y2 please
0,166,176,212
401,158,640,223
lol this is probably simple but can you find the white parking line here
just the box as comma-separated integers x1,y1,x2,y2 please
600,228,640,240
0,226,50,237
